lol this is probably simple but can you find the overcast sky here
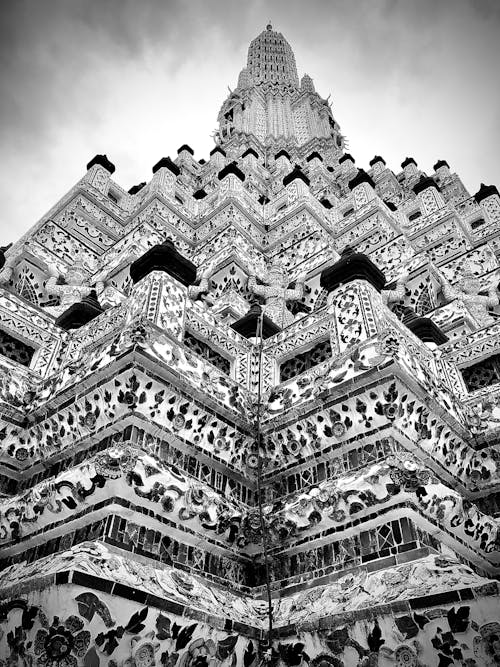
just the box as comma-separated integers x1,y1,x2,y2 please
0,0,499,243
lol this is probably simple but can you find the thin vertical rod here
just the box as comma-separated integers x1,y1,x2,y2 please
254,310,274,647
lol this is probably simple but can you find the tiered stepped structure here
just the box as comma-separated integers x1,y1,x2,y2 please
1,24,499,667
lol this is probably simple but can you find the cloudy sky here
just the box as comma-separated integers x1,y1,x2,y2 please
0,0,499,242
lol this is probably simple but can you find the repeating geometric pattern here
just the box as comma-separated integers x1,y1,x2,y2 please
0,23,499,667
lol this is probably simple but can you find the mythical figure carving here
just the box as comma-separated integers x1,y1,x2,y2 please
95,283,125,308
0,243,27,285
188,263,215,303
45,260,103,316
247,262,306,328
381,267,409,307
431,263,499,328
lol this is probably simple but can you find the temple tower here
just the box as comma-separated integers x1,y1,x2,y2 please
0,25,499,667
217,23,344,155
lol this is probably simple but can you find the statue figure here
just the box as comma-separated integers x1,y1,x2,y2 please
45,260,103,317
247,262,307,329
431,263,499,329
0,243,26,286
188,263,215,303
0,255,16,286
381,267,409,307
95,283,125,309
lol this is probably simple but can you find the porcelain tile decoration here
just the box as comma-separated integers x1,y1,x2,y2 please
0,24,499,667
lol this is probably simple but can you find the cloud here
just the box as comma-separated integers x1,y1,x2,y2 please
0,0,498,241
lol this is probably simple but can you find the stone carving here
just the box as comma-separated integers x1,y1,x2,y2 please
188,263,215,303
44,260,103,316
265,454,500,556
95,282,126,308
381,267,409,307
276,554,493,626
248,262,306,328
431,262,500,328
0,243,27,286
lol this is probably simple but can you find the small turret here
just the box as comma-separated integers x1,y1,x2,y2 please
86,154,115,174
237,67,251,89
339,153,356,173
300,74,315,93
401,156,418,178
369,155,386,176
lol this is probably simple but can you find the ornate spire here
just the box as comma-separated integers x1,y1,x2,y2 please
246,24,299,87
216,26,344,151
